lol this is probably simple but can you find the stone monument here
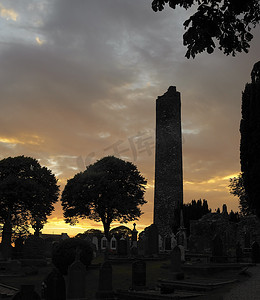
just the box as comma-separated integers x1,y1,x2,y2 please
154,86,183,241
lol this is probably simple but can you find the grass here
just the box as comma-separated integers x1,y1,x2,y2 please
0,256,173,299
0,255,245,299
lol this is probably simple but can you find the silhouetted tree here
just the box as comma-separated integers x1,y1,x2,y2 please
172,199,211,235
61,156,147,239
75,229,103,239
109,225,132,239
229,210,240,222
240,61,260,217
151,0,260,58
229,173,250,215
0,156,59,258
52,238,93,275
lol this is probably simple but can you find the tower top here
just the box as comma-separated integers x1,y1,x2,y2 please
157,86,180,101
167,86,177,93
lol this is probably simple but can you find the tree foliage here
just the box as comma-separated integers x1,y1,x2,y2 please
52,238,93,275
109,225,132,239
172,199,211,234
240,62,260,217
0,156,59,234
229,173,250,215
151,0,260,58
61,156,147,238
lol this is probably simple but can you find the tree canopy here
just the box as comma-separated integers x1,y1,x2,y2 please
240,62,260,217
0,156,59,258
0,156,59,228
61,156,147,238
151,0,260,58
172,199,211,235
229,173,250,216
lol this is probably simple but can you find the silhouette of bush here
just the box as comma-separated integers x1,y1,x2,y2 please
52,238,93,275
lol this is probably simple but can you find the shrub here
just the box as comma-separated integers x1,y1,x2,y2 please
52,238,93,275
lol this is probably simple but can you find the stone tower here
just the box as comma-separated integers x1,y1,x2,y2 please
153,86,183,237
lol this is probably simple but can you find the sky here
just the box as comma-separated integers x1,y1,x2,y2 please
0,0,260,237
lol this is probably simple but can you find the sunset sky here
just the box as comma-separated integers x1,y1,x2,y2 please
1,1,260,237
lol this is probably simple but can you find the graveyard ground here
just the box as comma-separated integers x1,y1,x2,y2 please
0,255,256,299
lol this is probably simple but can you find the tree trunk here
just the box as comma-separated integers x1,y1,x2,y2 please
1,218,12,260
103,221,111,240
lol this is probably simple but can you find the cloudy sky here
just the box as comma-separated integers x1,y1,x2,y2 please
1,0,259,236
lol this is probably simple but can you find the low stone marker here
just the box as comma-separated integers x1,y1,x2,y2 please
132,260,146,290
96,261,114,299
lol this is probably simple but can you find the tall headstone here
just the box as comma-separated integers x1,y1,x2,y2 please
251,241,260,263
144,224,159,256
92,236,99,251
154,86,183,238
67,249,86,299
101,236,108,250
212,234,224,263
170,246,184,280
170,246,181,273
118,237,127,256
176,210,187,249
42,268,66,300
96,261,114,299
110,235,117,251
130,223,138,256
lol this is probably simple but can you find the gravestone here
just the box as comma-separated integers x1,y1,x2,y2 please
159,235,163,252
251,241,260,263
170,246,184,280
137,236,145,256
244,231,251,248
96,261,114,299
118,237,127,256
126,236,131,255
14,237,24,259
12,285,41,300
178,245,185,262
212,234,224,262
131,223,138,255
132,260,146,290
165,236,171,251
67,249,86,299
42,268,66,300
170,246,181,273
236,242,243,263
110,236,117,251
171,234,177,249
101,237,108,250
92,236,99,251
144,224,159,256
